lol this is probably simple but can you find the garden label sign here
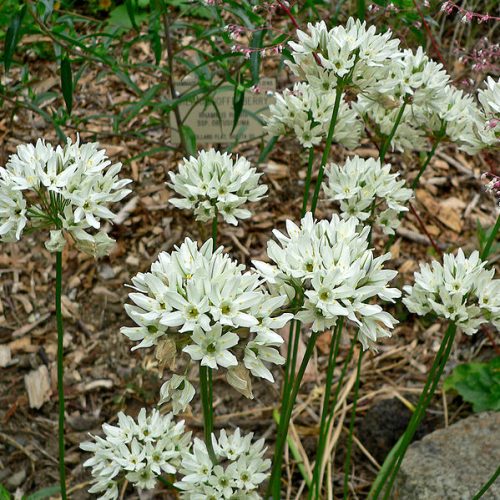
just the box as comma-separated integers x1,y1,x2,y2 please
171,78,276,144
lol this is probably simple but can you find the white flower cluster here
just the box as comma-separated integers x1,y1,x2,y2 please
121,237,292,386
287,18,401,93
254,213,401,350
168,149,267,225
265,82,363,149
274,17,497,156
80,409,190,499
0,137,131,256
323,156,412,235
403,250,500,334
175,428,270,499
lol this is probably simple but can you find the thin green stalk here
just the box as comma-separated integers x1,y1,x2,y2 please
268,330,320,499
379,99,407,163
411,137,441,189
343,349,364,499
55,251,67,500
199,364,216,461
481,213,500,261
310,84,344,215
309,319,344,499
472,465,500,500
383,323,457,498
357,0,366,20
371,322,457,499
273,409,312,487
302,147,315,217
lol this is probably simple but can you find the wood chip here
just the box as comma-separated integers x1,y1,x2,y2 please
24,365,52,409
0,345,12,367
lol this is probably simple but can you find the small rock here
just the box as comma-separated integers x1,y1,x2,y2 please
359,398,432,463
6,468,26,488
98,264,115,280
394,412,500,499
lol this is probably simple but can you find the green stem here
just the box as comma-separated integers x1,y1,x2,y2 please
55,252,67,500
481,213,500,261
472,465,500,500
343,349,364,499
199,365,216,462
310,84,344,215
302,148,315,217
379,99,407,163
268,330,320,499
411,137,441,190
309,319,344,499
371,322,457,499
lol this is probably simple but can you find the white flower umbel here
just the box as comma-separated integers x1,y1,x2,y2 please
0,137,131,256
175,428,270,499
323,156,412,235
403,249,500,334
81,409,191,499
253,213,401,350
121,237,292,385
356,47,451,153
265,82,363,149
168,149,267,225
287,18,400,93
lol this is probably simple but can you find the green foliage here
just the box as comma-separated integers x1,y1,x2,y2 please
0,0,280,156
476,220,500,258
3,3,26,72
24,485,61,500
0,484,11,500
444,357,500,412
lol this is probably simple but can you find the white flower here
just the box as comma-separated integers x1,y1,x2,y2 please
478,76,500,117
265,82,363,149
168,149,267,225
286,18,401,93
159,374,196,414
323,155,412,234
0,136,131,256
183,324,239,369
175,429,270,499
254,213,401,350
45,229,66,252
121,237,291,386
403,249,500,334
81,409,190,499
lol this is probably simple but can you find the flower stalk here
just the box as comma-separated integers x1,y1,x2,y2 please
370,322,457,499
55,251,67,499
310,84,344,215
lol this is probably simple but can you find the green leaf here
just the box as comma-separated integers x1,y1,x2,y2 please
231,83,245,135
60,54,73,115
125,0,138,30
25,485,60,500
0,484,11,500
4,4,26,72
444,357,500,413
249,29,265,85
180,125,197,156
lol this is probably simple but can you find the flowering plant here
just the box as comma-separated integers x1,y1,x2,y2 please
0,137,131,256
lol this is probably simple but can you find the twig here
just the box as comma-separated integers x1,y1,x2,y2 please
409,202,443,256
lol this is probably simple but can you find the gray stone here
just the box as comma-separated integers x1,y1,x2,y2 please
393,412,500,499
